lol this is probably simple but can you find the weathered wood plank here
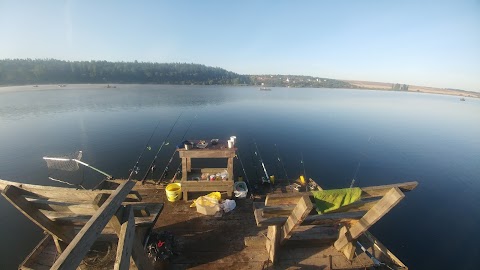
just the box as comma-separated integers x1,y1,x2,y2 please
266,225,280,263
178,149,236,158
1,185,75,243
264,181,417,206
254,202,366,227
93,193,154,270
360,181,418,199
114,206,135,270
51,180,136,270
280,196,313,244
334,187,405,251
20,234,55,269
0,179,141,203
284,225,338,247
362,231,408,268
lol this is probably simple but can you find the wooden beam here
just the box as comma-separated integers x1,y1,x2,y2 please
284,225,338,247
342,241,356,261
361,181,418,199
182,158,187,181
1,185,74,243
264,181,417,206
0,179,141,203
114,206,135,270
265,225,280,263
178,149,236,158
93,192,154,270
280,196,313,244
50,180,136,270
186,157,191,172
253,202,366,227
334,187,405,251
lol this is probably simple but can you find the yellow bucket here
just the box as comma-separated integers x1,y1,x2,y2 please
165,183,182,202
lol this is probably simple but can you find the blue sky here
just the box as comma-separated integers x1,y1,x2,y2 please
0,0,479,91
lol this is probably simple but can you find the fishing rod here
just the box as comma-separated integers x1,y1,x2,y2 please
355,241,395,270
236,150,250,188
125,117,164,182
274,144,290,185
142,112,183,183
156,114,197,184
349,136,373,188
300,152,307,179
349,161,361,188
253,140,270,184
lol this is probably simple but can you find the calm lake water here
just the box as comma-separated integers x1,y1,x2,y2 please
0,85,479,269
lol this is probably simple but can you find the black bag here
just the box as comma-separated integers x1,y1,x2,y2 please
144,231,175,262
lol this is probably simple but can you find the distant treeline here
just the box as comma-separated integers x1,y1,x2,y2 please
0,58,353,89
0,59,250,85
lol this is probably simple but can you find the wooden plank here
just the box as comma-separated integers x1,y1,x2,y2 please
342,242,356,260
361,181,418,199
178,149,236,158
328,197,380,213
20,234,54,269
265,193,305,206
1,185,75,243
284,225,338,247
266,225,280,263
182,158,187,181
227,157,233,181
334,187,405,251
363,231,408,268
93,194,155,270
262,205,296,217
254,202,366,227
114,206,135,270
0,179,140,203
51,180,136,270
280,196,313,244
186,157,191,172
264,181,417,206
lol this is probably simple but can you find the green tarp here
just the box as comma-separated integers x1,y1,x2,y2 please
311,187,362,214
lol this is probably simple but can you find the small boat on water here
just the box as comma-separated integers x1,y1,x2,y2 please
460,97,466,101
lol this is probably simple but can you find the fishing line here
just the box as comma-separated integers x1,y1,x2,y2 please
253,139,270,183
274,144,290,185
300,152,307,179
236,150,252,191
126,116,164,181
156,114,197,183
142,112,183,183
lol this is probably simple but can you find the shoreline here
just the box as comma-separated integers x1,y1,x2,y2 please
1,83,479,99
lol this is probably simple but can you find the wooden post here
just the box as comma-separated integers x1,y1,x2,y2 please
114,206,135,270
186,157,191,172
227,157,233,181
51,180,136,270
280,195,313,244
1,185,75,243
334,187,405,251
94,194,153,270
265,225,280,263
182,157,187,181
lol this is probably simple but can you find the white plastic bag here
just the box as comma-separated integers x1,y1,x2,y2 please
221,199,236,213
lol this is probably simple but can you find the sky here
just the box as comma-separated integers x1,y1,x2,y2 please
0,0,479,91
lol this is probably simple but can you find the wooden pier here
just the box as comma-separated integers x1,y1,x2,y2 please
1,177,416,269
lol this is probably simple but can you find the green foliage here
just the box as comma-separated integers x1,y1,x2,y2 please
392,83,409,91
0,59,250,86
